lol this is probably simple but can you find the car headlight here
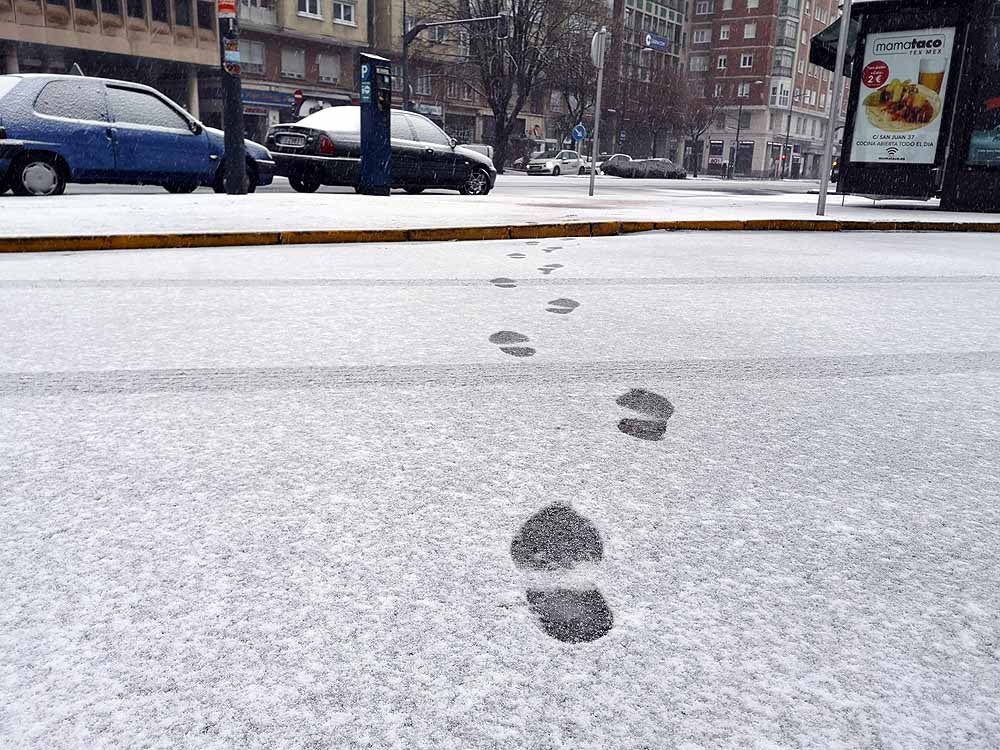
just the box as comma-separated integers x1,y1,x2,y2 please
546,161,555,168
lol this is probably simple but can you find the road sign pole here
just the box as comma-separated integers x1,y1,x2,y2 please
818,0,852,216
589,27,607,198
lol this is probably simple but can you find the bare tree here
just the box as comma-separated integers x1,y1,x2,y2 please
544,7,608,146
421,0,605,171
630,64,685,158
673,74,724,177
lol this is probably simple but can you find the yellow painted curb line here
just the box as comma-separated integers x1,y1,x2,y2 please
1,217,998,253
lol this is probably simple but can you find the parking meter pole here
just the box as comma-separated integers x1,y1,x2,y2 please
589,27,607,198
817,0,852,216
359,52,392,196
217,5,247,195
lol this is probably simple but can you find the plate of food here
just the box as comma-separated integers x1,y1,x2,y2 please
863,79,941,132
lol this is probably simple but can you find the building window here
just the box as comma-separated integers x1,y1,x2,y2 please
196,0,213,29
739,110,751,127
714,82,723,97
242,40,265,74
150,0,167,21
391,64,402,91
297,0,320,17
456,29,470,58
737,81,750,97
101,0,121,15
722,0,732,9
448,80,461,99
318,52,341,82
281,48,306,79
126,0,143,17
416,75,432,95
717,55,727,70
693,29,710,44
333,0,354,23
463,83,474,101
689,56,708,72
740,52,753,68
432,24,448,42
743,22,756,39
173,0,190,25
747,0,758,7
695,1,710,14
719,24,729,40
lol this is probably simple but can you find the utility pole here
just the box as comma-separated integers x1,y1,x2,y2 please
217,0,247,194
730,79,762,179
781,89,798,179
817,0,852,216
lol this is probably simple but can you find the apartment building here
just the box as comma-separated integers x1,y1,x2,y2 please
236,0,368,141
1,0,219,117
604,0,688,156
685,0,846,178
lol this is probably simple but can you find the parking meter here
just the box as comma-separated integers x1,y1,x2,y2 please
359,52,392,196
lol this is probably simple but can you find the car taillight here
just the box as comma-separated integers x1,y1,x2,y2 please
318,135,335,155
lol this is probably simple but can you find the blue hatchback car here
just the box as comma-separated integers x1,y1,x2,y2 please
0,74,274,196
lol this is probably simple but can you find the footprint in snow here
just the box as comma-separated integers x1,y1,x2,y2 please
538,264,563,276
507,253,527,259
546,298,579,315
511,504,613,643
616,389,674,441
489,330,535,358
490,277,517,289
542,246,562,253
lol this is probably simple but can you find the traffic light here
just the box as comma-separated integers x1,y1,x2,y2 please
497,13,508,38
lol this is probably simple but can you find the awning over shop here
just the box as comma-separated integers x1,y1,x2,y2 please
810,15,862,76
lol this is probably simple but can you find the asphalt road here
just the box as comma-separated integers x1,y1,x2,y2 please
63,172,822,198
2,231,998,748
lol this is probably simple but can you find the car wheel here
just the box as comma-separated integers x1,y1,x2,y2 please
212,163,257,193
11,155,66,197
459,168,491,196
404,187,425,194
578,166,586,175
552,166,561,176
163,181,199,194
289,174,321,193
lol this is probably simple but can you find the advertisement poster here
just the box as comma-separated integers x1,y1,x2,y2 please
851,27,956,164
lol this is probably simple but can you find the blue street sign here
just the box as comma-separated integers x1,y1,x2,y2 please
644,32,669,52
572,123,587,141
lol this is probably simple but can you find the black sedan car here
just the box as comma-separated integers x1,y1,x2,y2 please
601,155,686,179
267,106,496,195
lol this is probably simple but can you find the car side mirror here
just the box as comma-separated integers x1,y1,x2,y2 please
449,137,457,149
189,120,203,135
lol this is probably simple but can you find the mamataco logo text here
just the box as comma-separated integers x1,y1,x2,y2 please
873,33,947,56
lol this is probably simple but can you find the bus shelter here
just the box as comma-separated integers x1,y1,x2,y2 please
812,0,1000,212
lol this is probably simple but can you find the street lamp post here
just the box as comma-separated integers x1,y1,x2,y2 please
780,88,800,179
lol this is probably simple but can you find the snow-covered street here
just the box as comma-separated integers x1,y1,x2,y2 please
2,231,999,748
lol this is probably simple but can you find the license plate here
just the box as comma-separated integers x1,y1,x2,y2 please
277,134,306,147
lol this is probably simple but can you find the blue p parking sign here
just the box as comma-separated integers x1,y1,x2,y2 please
572,124,587,142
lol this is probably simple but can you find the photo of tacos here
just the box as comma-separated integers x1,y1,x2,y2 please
864,78,942,132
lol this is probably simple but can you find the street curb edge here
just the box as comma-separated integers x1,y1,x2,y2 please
2,218,999,253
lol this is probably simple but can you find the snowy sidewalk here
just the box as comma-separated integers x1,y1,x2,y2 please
2,232,999,748
2,177,998,240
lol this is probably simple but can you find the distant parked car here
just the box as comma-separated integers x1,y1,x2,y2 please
0,74,274,196
602,155,686,179
526,149,586,176
267,106,496,195
584,152,630,175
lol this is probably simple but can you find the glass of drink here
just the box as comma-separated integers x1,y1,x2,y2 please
919,58,946,93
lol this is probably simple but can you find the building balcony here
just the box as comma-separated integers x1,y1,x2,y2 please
239,0,277,28
772,65,793,78
777,0,800,18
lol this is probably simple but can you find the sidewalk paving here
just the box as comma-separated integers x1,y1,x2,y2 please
1,178,997,240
